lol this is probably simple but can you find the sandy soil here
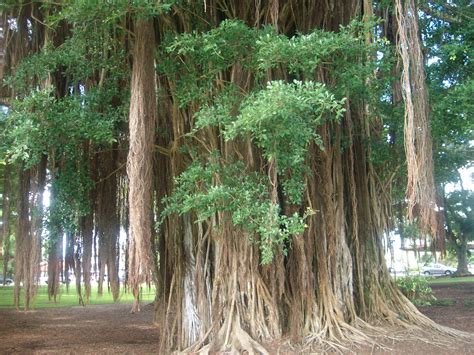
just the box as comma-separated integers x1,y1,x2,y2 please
0,283,472,354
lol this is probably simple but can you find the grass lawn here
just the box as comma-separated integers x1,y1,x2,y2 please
427,276,474,285
0,284,155,309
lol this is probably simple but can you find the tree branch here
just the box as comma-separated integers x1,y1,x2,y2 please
420,4,461,24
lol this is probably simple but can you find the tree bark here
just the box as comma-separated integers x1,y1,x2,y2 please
14,168,30,310
455,241,469,274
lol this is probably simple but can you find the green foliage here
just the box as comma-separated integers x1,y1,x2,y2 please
421,1,474,184
2,89,55,165
159,19,381,106
255,19,384,99
396,275,436,306
445,190,474,237
224,80,345,203
162,81,345,264
442,249,459,267
1,1,134,237
420,253,434,265
254,25,359,75
159,20,258,106
47,0,175,26
403,222,422,240
51,163,94,235
160,156,313,264
444,190,474,264
4,88,118,167
464,298,474,308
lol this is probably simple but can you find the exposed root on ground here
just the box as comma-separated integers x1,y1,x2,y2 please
179,311,474,354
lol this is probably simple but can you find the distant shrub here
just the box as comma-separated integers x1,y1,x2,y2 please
395,275,436,306
464,299,474,308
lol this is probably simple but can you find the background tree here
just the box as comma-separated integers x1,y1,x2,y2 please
444,190,473,274
421,0,473,263
0,0,130,304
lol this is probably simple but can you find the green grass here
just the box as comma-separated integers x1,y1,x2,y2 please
464,299,474,308
0,284,155,309
430,298,455,306
427,276,474,285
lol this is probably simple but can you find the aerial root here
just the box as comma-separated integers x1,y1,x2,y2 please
362,313,474,353
375,325,474,352
178,319,473,354
196,315,269,355
294,319,385,354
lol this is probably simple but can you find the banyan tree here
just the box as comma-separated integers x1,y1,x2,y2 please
0,0,471,353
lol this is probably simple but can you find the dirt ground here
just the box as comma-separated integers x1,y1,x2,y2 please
0,283,472,354
418,282,474,332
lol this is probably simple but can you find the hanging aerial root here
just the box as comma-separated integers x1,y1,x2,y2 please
127,17,157,310
395,0,438,237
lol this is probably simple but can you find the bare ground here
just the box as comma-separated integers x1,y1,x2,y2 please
0,283,472,354
0,303,159,354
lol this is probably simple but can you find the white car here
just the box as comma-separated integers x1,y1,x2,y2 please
422,263,457,276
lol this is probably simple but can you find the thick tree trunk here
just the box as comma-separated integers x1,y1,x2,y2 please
14,168,30,309
13,160,45,310
455,240,469,275
441,188,470,275
158,1,367,352
127,17,157,312
27,157,47,308
152,1,462,352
